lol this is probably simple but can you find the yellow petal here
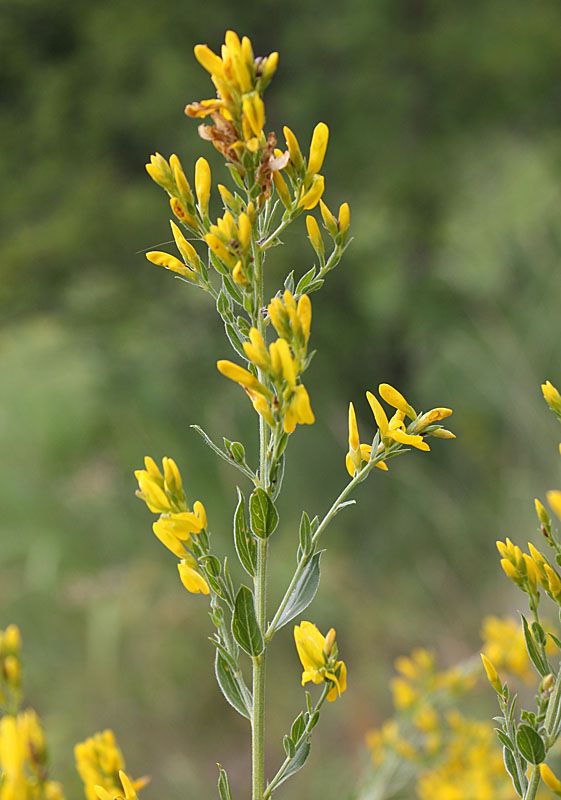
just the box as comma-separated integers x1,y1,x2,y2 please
389,429,430,451
366,391,389,437
307,122,329,176
178,558,209,595
378,383,416,418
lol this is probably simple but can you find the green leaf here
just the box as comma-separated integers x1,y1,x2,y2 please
283,735,295,758
274,739,311,787
496,730,514,751
249,488,279,539
234,489,257,577
232,585,264,657
224,322,247,360
214,651,252,720
295,266,317,294
521,614,549,677
191,425,255,480
290,712,306,743
532,621,547,648
503,746,524,798
549,632,561,650
274,552,322,632
217,764,233,800
516,724,545,765
299,511,312,557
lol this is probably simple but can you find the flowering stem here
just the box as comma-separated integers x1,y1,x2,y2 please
265,449,390,642
252,235,269,800
262,684,329,800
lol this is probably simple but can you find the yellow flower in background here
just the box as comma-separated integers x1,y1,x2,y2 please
480,616,555,684
94,771,139,800
75,730,148,800
293,622,347,702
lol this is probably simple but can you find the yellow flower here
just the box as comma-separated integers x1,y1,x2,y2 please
480,653,502,692
283,126,304,171
298,175,325,210
94,771,138,800
306,122,329,176
306,215,324,256
145,251,198,281
178,556,210,595
542,380,561,413
284,384,315,434
366,390,430,452
547,490,561,520
75,731,148,800
195,157,211,214
540,763,561,794
293,621,347,702
345,402,387,476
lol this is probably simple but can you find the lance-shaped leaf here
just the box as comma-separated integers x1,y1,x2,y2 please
215,650,252,720
232,585,264,657
217,764,233,800
270,738,311,790
503,746,525,798
273,551,322,633
521,614,550,677
234,489,257,577
250,488,279,539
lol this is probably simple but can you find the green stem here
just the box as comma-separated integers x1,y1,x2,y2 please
251,234,269,800
524,766,541,800
265,449,389,641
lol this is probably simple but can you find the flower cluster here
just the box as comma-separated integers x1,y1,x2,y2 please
496,536,561,601
0,624,22,709
75,730,147,800
0,709,66,800
346,383,454,477
481,615,554,685
218,290,315,434
293,622,346,702
134,457,209,594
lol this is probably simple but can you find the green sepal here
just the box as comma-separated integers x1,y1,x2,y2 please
234,489,257,577
214,650,252,720
249,488,279,539
273,551,323,633
217,764,233,800
232,585,264,657
516,723,545,764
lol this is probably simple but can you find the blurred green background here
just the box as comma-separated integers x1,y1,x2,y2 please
2,0,561,797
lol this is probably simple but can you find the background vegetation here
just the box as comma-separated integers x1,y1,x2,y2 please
2,0,561,797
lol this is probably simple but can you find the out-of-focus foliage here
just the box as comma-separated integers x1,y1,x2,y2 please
1,1,561,798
